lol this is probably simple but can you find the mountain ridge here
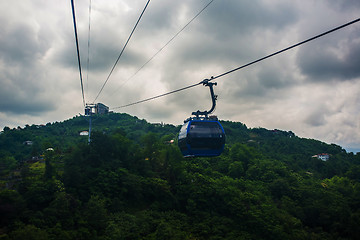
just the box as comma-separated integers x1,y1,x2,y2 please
1,112,359,239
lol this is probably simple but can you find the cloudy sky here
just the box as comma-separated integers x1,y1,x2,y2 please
1,0,360,151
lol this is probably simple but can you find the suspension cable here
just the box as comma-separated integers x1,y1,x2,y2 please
71,0,86,107
93,0,151,103
112,82,201,109
209,17,360,82
86,0,92,99
111,17,360,110
108,0,215,98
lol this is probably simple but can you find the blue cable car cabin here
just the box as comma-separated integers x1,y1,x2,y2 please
178,119,225,157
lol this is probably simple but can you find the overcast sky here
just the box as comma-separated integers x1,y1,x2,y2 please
1,0,360,151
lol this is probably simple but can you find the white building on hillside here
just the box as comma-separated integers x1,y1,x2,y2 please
312,153,330,161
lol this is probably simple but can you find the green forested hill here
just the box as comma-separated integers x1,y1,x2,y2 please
0,113,360,239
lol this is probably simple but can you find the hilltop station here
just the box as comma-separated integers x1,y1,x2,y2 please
84,103,109,116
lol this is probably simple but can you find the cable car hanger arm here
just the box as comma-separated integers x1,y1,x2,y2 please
192,77,217,118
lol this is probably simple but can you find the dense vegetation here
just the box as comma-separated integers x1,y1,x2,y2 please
0,113,359,239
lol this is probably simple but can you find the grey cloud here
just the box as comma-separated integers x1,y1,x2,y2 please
297,30,360,81
0,64,56,115
304,110,328,127
0,95,54,115
328,0,360,11
56,6,150,74
0,19,48,65
0,81,55,115
139,1,182,32
257,65,295,89
56,34,145,75
200,0,298,38
219,63,295,105
174,36,252,70
152,1,299,88
88,41,145,73
0,16,55,115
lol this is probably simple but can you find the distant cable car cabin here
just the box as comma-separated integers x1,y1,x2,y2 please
178,117,225,157
178,79,226,157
